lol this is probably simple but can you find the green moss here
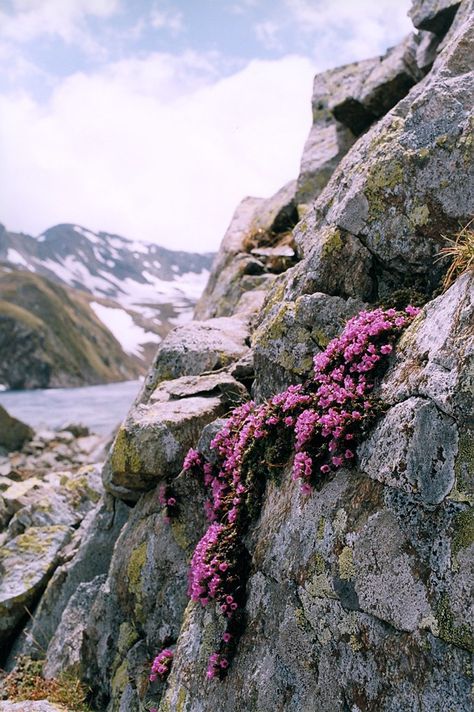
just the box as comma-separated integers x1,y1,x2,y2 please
338,546,355,581
313,552,326,575
111,659,129,697
349,633,364,652
321,228,343,259
64,475,101,505
177,687,188,712
436,595,473,652
127,542,147,621
408,204,430,228
365,160,405,219
117,622,139,654
111,428,143,475
14,525,68,555
452,509,474,558
311,328,330,349
417,146,430,160
449,428,474,505
317,516,326,540
305,571,336,599
170,517,191,552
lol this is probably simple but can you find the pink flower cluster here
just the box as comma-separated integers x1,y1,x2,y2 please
183,447,202,473
181,305,419,680
150,648,173,682
157,484,178,523
206,652,229,679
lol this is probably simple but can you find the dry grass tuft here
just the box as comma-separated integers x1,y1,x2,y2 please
1,656,92,711
437,220,474,290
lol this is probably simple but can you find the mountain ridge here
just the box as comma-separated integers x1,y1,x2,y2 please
0,222,214,379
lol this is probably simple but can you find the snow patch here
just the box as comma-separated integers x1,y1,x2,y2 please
90,302,161,356
6,249,28,266
74,226,100,243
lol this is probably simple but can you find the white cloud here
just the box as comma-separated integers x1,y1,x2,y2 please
0,0,120,42
150,4,184,34
285,0,413,65
254,20,281,50
0,52,315,252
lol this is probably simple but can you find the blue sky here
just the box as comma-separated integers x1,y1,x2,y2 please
0,0,413,250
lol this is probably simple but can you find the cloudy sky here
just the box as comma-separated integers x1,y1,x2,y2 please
0,0,412,251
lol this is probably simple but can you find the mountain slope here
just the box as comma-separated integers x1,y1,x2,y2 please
0,267,142,389
0,223,213,361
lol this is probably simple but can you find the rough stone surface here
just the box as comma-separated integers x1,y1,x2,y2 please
358,396,458,504
252,292,366,399
159,465,472,711
44,574,106,678
281,13,474,306
81,471,208,711
9,493,130,665
410,0,461,34
0,703,67,711
104,371,248,499
137,315,250,399
0,524,71,647
381,273,474,419
194,182,298,321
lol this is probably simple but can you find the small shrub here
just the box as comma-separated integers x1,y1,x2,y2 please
2,656,92,711
178,305,419,680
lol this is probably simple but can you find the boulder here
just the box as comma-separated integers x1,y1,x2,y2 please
194,182,298,321
252,292,366,399
280,12,473,307
0,406,33,453
381,273,474,420
0,525,71,646
137,315,251,400
81,471,208,711
409,0,461,34
43,574,107,678
104,372,248,499
9,493,130,665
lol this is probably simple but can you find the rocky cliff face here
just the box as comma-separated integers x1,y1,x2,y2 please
1,2,473,711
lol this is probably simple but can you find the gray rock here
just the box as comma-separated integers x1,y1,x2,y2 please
159,468,472,711
252,292,366,399
81,472,208,711
104,371,248,499
138,315,250,399
44,574,106,678
9,494,129,665
409,0,461,34
381,273,474,419
0,525,71,646
358,397,458,504
281,13,474,304
416,30,443,73
195,182,298,321
0,405,33,452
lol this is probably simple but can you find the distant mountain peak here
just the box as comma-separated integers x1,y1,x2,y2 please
0,221,214,366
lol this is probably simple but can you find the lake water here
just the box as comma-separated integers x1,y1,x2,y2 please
0,380,142,435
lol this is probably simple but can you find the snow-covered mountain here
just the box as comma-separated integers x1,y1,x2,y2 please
0,223,213,362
